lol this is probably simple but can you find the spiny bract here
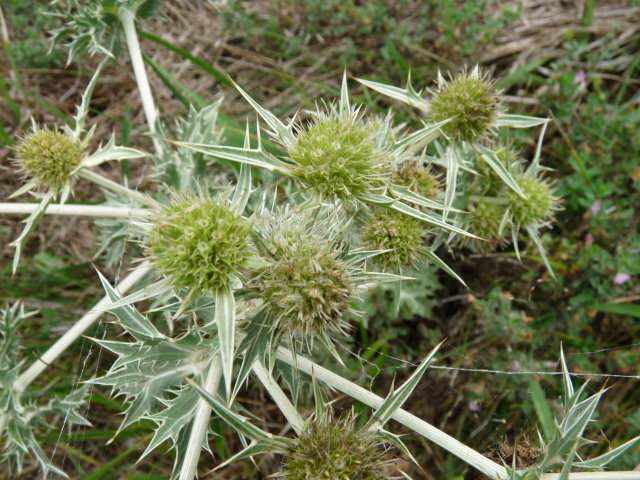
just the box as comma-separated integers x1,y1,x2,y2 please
288,110,387,202
363,209,426,271
147,194,251,293
508,177,556,226
430,69,501,143
15,129,84,191
282,414,391,480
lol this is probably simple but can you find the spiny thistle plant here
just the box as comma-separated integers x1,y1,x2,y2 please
1,3,639,480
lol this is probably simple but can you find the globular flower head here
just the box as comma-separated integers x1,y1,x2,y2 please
146,193,251,294
392,160,440,200
508,176,557,226
282,412,393,480
288,108,388,203
462,201,508,253
362,209,427,272
14,128,84,192
429,67,501,143
249,208,356,349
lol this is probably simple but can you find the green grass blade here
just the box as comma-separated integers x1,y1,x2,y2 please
138,30,233,88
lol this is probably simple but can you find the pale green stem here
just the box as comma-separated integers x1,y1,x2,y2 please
274,346,506,480
179,355,222,480
119,7,163,157
252,360,304,435
0,202,151,219
79,169,160,208
273,347,640,480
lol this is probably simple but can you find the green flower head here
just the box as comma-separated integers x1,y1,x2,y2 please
250,208,353,347
147,193,251,294
288,108,388,203
508,176,557,226
429,67,501,143
282,412,393,480
392,160,440,200
14,128,85,192
362,209,427,272
462,201,508,253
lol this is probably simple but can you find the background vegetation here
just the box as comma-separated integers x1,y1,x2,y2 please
0,0,638,478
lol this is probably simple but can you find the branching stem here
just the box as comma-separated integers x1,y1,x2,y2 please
252,359,304,435
119,7,163,156
0,202,151,219
179,355,222,480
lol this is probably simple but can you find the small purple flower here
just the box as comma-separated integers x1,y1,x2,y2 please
590,199,602,215
584,233,594,249
573,70,587,90
613,273,631,285
468,400,481,413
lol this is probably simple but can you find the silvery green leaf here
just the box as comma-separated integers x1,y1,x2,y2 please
388,200,479,239
216,287,236,399
357,77,430,111
560,347,574,403
393,119,447,156
495,113,549,128
232,310,271,401
525,225,556,279
96,268,164,341
9,191,55,275
97,277,172,311
388,184,459,212
339,71,350,117
69,59,105,140
213,441,286,472
140,386,200,460
311,371,328,423
7,179,39,200
376,428,419,468
443,146,459,222
423,250,466,287
231,158,252,215
232,80,296,146
572,435,640,468
186,376,291,449
174,140,284,171
79,135,147,169
366,341,442,430
476,144,526,198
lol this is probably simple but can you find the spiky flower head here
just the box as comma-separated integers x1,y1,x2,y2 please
250,209,353,347
288,107,389,203
363,209,427,272
14,128,85,192
429,67,501,143
146,193,251,294
282,412,393,480
392,160,440,200
462,201,508,253
508,176,557,226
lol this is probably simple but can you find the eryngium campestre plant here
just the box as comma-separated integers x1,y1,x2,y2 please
147,193,251,294
282,412,393,480
14,128,85,193
429,67,502,143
